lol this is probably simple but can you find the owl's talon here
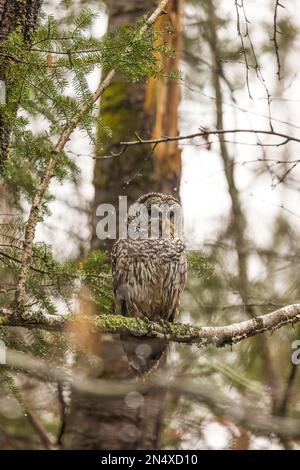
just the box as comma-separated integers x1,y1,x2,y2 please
156,318,170,330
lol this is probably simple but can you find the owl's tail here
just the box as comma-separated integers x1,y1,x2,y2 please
120,334,167,377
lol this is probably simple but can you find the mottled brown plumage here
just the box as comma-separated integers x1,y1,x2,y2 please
111,193,187,375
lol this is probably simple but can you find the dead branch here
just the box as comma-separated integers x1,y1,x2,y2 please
116,128,300,150
273,1,285,79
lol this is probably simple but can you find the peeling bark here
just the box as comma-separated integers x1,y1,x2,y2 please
145,0,183,192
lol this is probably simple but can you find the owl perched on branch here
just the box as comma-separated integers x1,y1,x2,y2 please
111,193,187,376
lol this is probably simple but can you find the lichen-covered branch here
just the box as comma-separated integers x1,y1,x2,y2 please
1,304,300,348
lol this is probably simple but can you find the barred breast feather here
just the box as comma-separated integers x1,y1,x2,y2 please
111,238,187,322
111,237,187,376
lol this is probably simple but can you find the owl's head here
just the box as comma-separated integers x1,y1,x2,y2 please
135,192,179,208
127,192,182,240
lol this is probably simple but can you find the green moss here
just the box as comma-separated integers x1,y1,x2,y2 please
92,314,199,339
96,81,141,147
93,314,150,334
169,321,196,337
0,316,8,326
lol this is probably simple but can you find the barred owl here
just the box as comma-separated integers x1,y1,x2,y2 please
111,193,187,376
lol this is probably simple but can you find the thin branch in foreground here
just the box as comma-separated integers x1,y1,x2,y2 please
0,369,54,449
4,348,300,439
1,304,300,347
278,362,298,416
56,383,67,447
14,0,170,310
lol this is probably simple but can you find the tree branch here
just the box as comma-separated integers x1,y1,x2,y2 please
14,0,170,309
118,128,300,148
1,304,300,347
4,348,300,439
273,0,284,79
99,127,300,159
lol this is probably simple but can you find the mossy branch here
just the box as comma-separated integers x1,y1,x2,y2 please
1,303,300,348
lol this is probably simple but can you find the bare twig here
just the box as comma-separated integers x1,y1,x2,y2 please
273,1,285,79
235,0,252,98
272,161,299,188
235,0,274,130
181,80,300,131
116,128,300,149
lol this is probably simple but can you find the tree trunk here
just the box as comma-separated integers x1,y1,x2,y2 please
64,0,183,450
0,0,43,238
91,0,183,251
0,0,43,169
0,0,43,250
0,1,43,241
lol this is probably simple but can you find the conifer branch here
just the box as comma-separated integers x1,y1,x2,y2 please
14,0,170,309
